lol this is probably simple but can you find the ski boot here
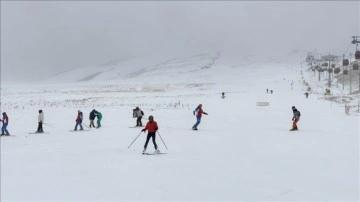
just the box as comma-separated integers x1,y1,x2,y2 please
142,147,147,155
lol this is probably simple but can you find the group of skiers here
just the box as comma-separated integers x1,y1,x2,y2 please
74,109,102,131
89,109,102,128
1,103,301,155
130,104,209,154
0,109,103,135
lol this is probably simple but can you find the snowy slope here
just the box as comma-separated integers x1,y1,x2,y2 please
0,53,359,201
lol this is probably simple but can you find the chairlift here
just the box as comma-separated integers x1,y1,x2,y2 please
353,63,359,70
355,50,360,60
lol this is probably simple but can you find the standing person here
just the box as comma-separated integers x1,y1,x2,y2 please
89,109,97,128
304,92,309,98
0,112,10,136
192,104,208,130
96,111,102,128
141,115,159,154
74,110,84,131
133,106,144,127
290,106,301,131
37,110,44,133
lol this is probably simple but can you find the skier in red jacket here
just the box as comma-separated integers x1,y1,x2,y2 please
192,104,208,130
141,115,159,154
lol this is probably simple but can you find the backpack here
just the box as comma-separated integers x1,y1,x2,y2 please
141,110,144,116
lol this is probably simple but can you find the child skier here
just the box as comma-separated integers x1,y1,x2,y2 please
192,104,208,130
89,109,97,128
141,115,159,154
96,111,102,128
0,112,10,136
37,110,44,133
133,106,144,127
74,110,84,131
290,106,301,131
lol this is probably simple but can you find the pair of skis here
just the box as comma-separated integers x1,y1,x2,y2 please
143,152,167,155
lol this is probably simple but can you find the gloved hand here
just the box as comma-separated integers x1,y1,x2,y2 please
141,129,145,132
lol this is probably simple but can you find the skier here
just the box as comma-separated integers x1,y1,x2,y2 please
133,106,144,127
221,92,225,99
74,110,84,131
290,106,301,131
141,115,159,154
89,109,97,128
37,110,44,133
96,111,102,128
0,112,10,136
304,92,309,98
192,104,208,130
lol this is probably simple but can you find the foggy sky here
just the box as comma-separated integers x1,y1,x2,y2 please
1,1,359,82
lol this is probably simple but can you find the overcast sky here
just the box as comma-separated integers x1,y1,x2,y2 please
1,1,359,81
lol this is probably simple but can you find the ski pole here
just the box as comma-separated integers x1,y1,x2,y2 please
43,123,55,128
156,131,168,150
128,131,143,149
82,123,91,129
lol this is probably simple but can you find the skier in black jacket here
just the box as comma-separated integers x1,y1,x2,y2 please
89,109,97,128
290,106,301,131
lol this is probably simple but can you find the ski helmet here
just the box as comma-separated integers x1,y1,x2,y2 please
148,115,154,121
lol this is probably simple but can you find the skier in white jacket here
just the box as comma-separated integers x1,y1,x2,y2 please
37,110,44,133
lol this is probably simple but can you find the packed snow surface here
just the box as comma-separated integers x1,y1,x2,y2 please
1,53,359,201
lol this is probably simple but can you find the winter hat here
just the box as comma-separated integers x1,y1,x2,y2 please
2,112,6,115
39,110,42,113
148,115,154,121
